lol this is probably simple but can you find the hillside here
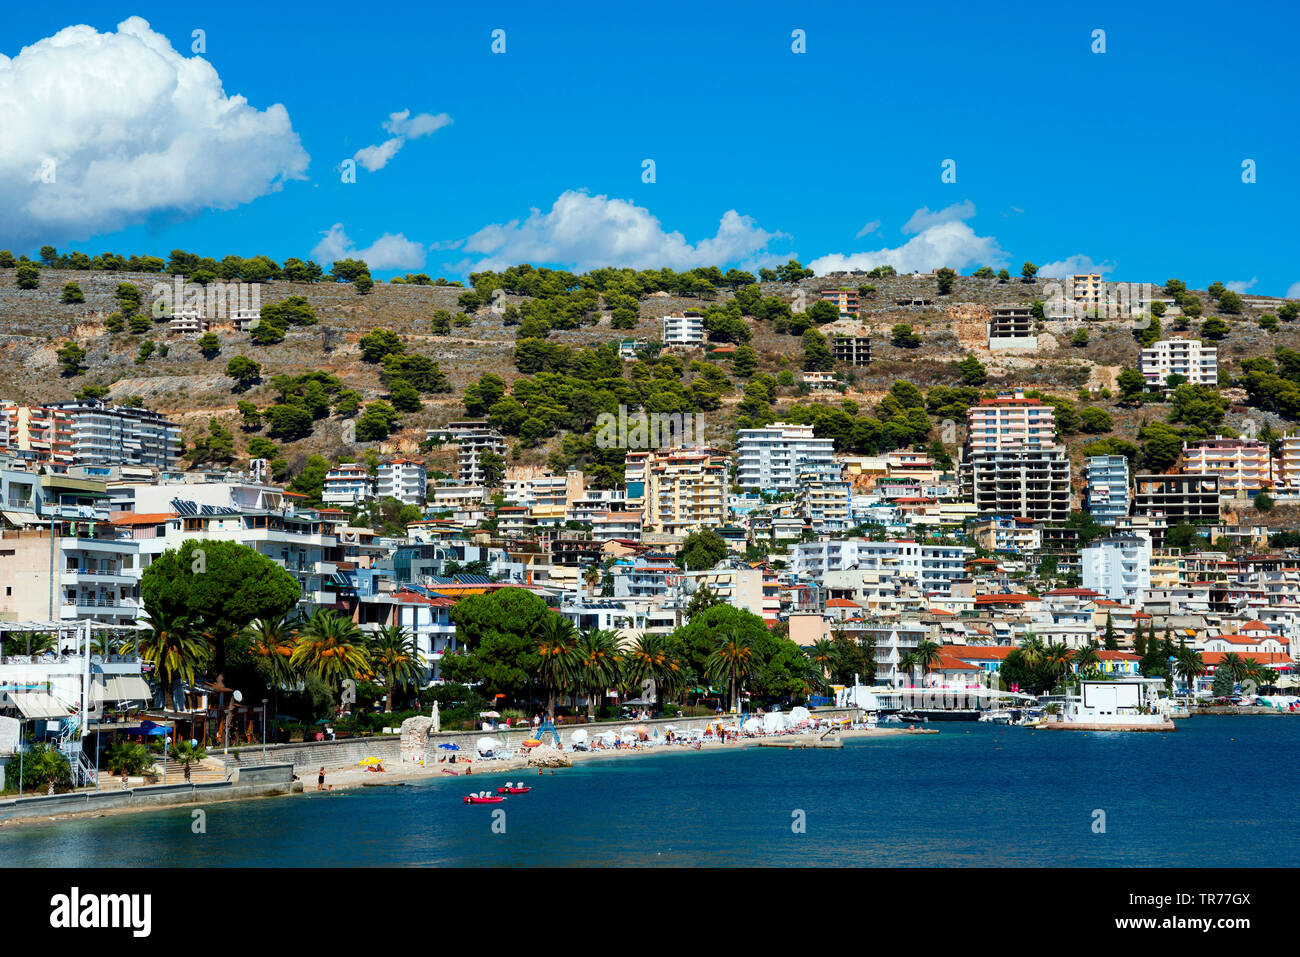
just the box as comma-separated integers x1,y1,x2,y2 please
2,265,1296,490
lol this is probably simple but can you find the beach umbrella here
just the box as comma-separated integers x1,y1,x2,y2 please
789,706,811,725
619,726,637,739
479,711,501,718
599,730,618,744
476,737,503,752
570,729,589,744
634,725,649,736
438,742,461,751
742,717,762,733
359,757,382,766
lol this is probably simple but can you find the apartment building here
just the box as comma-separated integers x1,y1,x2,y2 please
662,312,704,347
0,403,75,468
632,448,730,536
1132,474,1221,525
967,447,1072,523
1084,455,1131,525
322,464,373,506
54,401,181,470
987,305,1037,350
797,468,853,535
964,391,1057,456
0,526,141,624
831,334,871,366
1081,535,1152,602
820,288,860,318
376,459,427,505
734,422,836,491
968,515,1042,553
428,422,508,486
790,539,972,592
1140,338,1218,387
1273,431,1300,494
1178,437,1271,494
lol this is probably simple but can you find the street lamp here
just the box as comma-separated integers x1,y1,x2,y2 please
262,698,268,762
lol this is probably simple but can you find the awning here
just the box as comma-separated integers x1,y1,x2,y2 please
6,692,73,719
92,675,154,703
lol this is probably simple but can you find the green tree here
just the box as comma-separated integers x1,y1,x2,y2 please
677,529,728,570
575,628,623,721
957,355,987,385
891,323,922,348
1201,316,1230,339
359,329,404,363
56,341,87,376
935,267,956,295
15,263,40,289
291,609,372,706
131,609,211,710
802,329,833,371
197,332,221,358
140,540,301,673
61,282,85,304
355,401,400,441
707,630,758,712
368,624,424,711
225,355,262,392
442,589,553,702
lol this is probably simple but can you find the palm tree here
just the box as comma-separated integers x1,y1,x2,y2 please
1072,642,1102,681
290,609,371,707
912,640,941,680
132,608,211,710
1221,652,1246,689
574,629,622,721
534,615,579,719
805,639,839,692
243,614,299,694
368,624,424,711
1044,641,1073,693
1019,634,1045,669
168,740,208,783
706,630,759,713
1174,648,1206,698
624,633,685,713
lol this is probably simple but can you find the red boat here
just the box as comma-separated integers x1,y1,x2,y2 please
496,786,531,795
463,794,505,804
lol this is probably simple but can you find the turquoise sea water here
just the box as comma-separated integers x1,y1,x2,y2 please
2,716,1294,867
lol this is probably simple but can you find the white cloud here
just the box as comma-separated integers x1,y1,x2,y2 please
1225,277,1257,294
311,223,427,271
0,17,308,246
457,189,788,272
353,109,452,172
1037,255,1117,279
808,201,1004,276
901,200,977,235
1286,281,1300,300
855,220,881,239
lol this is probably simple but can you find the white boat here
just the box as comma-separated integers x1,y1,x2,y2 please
979,709,1013,724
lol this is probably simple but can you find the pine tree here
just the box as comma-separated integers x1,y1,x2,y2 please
1103,613,1118,651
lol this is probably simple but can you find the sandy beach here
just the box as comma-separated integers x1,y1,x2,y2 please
314,725,937,794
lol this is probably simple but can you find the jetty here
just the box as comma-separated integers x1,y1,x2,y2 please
756,732,843,749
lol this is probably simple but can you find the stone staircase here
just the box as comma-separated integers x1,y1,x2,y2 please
149,757,228,785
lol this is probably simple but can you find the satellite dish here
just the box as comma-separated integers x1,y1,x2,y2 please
233,690,244,703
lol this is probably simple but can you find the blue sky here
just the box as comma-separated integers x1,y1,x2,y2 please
3,1,1298,294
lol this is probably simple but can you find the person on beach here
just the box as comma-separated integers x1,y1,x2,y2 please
317,767,325,791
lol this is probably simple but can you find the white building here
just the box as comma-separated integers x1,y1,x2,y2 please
1081,535,1151,603
735,423,836,491
376,459,426,505
322,464,373,506
662,312,704,347
1140,339,1218,387
790,539,972,593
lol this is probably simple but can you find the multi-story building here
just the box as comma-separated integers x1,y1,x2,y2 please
831,334,871,366
1081,535,1152,603
428,422,508,486
968,514,1042,554
967,448,1072,523
1084,455,1131,525
790,539,972,593
797,467,853,535
734,422,836,492
802,371,837,390
1140,338,1218,387
0,525,141,624
634,448,729,536
820,288,860,318
50,401,181,470
987,305,1037,350
1132,474,1221,526
1178,437,1271,494
1273,431,1300,494
376,459,426,505
662,312,704,348
0,403,76,468
322,464,373,506
964,391,1057,456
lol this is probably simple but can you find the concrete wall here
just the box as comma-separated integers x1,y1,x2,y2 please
221,736,401,774
0,764,295,823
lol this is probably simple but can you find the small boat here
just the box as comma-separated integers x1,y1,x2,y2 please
896,711,926,723
463,793,505,804
496,785,532,795
979,709,1013,725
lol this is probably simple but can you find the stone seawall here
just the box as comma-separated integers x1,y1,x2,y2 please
0,764,298,823
221,736,402,774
